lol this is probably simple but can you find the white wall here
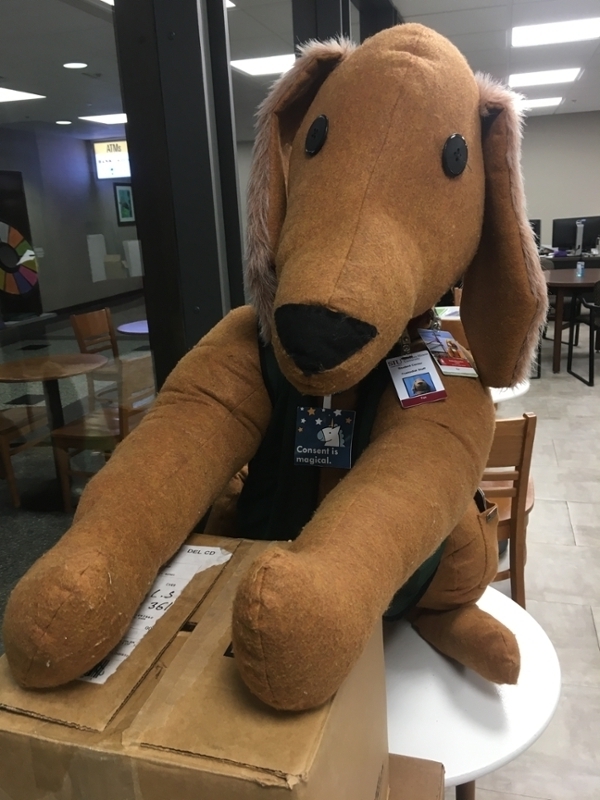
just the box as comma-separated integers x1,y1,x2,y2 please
0,127,142,313
236,140,254,244
521,111,600,247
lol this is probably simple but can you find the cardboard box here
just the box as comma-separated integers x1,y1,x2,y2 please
0,535,389,800
388,754,444,800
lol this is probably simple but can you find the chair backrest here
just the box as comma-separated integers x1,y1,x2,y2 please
483,412,537,530
71,308,119,358
117,353,156,438
482,412,537,607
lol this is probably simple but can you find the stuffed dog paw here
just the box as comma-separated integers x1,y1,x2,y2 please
3,23,547,710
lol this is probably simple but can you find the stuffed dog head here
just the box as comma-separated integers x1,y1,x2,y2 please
245,24,547,392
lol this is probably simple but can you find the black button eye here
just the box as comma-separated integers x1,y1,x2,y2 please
442,134,468,177
305,115,328,156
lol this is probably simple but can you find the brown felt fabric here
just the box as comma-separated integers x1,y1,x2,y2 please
3,307,272,687
461,98,548,387
232,375,495,709
271,25,485,395
418,500,499,611
4,24,541,708
410,605,520,684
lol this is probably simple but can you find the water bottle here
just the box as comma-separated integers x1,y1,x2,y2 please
576,261,585,278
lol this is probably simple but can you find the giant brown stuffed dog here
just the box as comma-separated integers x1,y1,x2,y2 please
3,24,547,711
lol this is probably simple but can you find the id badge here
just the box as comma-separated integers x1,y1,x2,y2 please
294,406,356,469
386,351,447,408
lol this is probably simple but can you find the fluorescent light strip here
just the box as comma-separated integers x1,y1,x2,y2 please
63,62,87,69
79,113,127,124
509,68,580,87
56,120,73,125
0,88,45,103
522,97,563,109
231,54,295,76
97,0,114,5
512,18,600,47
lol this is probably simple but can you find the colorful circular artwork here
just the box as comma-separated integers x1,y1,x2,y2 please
0,221,39,295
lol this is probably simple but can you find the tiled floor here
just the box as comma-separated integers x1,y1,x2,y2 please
1,311,600,799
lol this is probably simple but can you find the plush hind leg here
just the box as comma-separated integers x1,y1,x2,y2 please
410,499,520,684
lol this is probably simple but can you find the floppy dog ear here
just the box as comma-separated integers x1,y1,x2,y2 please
245,39,355,342
460,74,548,388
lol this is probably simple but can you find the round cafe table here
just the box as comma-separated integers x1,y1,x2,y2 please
545,268,600,373
0,353,108,429
385,587,561,799
490,380,530,405
117,320,149,335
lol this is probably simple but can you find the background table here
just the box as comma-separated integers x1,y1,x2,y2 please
544,268,600,373
0,354,108,429
385,587,561,796
117,320,149,335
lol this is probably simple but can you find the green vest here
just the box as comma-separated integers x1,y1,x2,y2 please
236,340,445,618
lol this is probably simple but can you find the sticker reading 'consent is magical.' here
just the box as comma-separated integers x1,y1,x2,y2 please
294,406,356,469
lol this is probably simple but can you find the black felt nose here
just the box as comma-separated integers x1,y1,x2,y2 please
274,304,377,375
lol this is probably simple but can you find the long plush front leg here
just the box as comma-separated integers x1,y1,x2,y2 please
232,376,495,710
3,307,271,689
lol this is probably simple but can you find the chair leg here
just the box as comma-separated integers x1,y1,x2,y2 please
53,443,73,513
566,306,576,373
0,439,20,508
590,310,596,387
87,374,96,412
456,781,476,800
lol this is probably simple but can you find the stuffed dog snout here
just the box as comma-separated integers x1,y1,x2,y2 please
274,304,377,374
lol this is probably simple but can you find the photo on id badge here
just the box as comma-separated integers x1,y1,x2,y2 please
294,406,356,469
403,373,435,397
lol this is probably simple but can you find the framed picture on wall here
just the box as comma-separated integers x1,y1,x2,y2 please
113,183,136,226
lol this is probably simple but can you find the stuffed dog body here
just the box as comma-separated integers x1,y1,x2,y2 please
3,24,547,711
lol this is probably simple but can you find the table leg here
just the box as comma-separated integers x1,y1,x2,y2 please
553,289,564,373
42,379,64,429
456,781,476,800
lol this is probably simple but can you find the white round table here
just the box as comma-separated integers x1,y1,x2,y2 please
117,319,149,335
385,587,561,793
490,380,530,405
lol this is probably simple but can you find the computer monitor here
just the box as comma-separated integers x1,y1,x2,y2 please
552,216,600,252
582,216,600,251
528,219,541,247
552,218,578,251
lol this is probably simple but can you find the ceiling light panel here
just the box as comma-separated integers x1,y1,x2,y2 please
79,113,127,124
230,54,295,76
512,18,600,47
63,62,87,69
0,88,45,103
522,97,563,109
509,68,581,87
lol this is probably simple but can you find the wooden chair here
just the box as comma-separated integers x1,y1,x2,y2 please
0,405,48,508
481,412,537,609
51,353,156,512
70,308,120,409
